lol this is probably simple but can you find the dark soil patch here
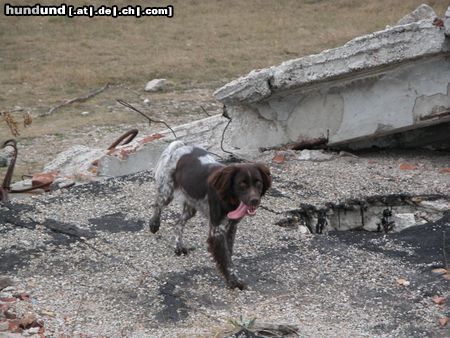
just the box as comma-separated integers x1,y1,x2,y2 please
89,212,145,233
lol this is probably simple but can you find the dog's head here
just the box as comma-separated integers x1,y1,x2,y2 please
208,163,271,219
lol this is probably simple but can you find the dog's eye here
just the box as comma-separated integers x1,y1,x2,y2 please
239,182,248,190
255,180,262,187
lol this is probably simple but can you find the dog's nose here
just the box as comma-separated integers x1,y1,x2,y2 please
249,198,259,206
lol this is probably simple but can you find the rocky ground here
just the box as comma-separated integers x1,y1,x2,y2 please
0,143,449,337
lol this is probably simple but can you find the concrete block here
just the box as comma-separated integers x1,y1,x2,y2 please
214,6,450,152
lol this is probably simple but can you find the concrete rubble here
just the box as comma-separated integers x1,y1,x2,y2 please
97,114,228,177
6,114,232,194
9,5,450,190
1,147,449,337
214,4,450,152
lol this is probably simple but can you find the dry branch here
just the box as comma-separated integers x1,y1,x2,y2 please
42,83,110,117
116,99,177,139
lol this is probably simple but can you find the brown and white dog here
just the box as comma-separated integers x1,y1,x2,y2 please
149,141,271,289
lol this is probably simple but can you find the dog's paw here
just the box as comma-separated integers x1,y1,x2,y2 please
227,278,247,290
148,217,160,234
174,245,188,256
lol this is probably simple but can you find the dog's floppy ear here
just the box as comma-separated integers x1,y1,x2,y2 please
208,165,237,201
255,163,272,195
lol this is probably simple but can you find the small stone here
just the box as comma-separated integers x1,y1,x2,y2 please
431,268,447,275
144,98,151,105
396,278,410,286
80,111,90,116
144,79,167,92
298,149,335,162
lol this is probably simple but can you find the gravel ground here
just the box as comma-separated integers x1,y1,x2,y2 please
1,148,449,337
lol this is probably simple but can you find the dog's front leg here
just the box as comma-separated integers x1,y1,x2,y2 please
207,222,246,290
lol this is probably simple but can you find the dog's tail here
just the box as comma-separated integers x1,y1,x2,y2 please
154,140,186,183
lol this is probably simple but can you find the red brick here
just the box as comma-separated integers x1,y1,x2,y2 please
399,163,418,170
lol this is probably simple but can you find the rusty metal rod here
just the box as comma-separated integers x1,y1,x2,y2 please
107,129,139,150
1,140,17,202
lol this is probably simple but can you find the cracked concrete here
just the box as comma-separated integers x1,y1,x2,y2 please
214,6,450,152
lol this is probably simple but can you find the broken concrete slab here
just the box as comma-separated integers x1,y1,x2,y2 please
10,114,230,189
97,114,229,177
214,5,450,152
43,145,104,180
281,194,448,233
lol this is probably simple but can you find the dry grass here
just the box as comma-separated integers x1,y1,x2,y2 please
1,0,448,111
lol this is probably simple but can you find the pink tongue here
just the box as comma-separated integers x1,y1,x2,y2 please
227,202,250,220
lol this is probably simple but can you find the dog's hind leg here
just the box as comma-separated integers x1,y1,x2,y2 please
149,174,175,233
174,202,196,255
149,141,185,233
149,194,172,234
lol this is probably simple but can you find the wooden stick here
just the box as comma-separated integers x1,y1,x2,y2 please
42,83,110,117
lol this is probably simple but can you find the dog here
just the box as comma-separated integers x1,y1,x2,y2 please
149,141,271,289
